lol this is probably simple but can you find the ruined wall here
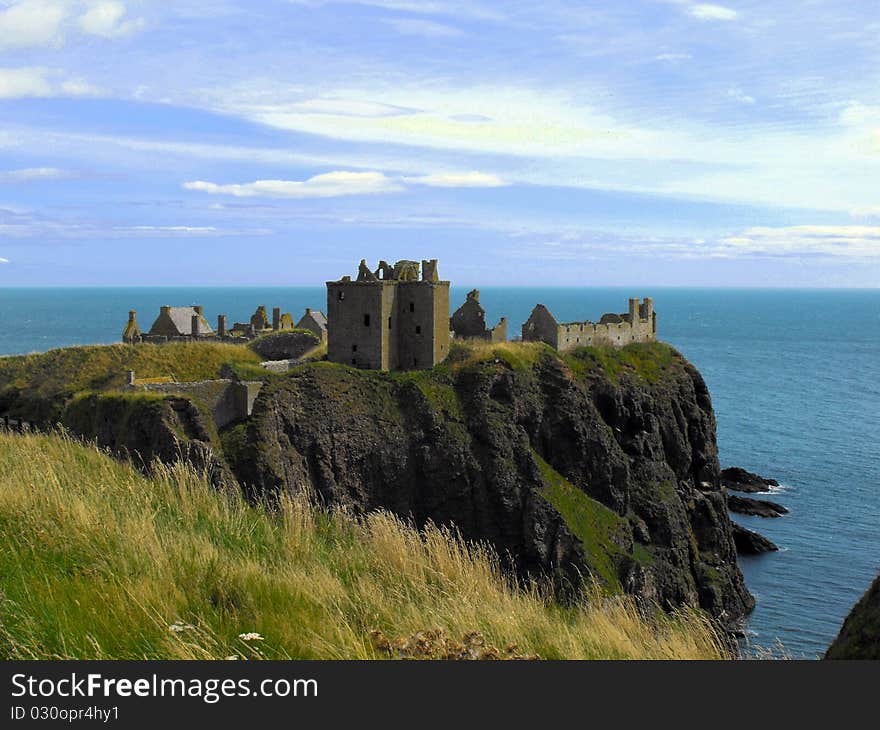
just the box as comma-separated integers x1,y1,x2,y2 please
521,304,560,348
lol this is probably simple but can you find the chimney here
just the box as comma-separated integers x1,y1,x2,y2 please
218,314,227,338
194,305,203,316
160,305,171,315
272,307,281,331
305,307,311,315
128,310,137,323
628,298,639,322
191,314,200,337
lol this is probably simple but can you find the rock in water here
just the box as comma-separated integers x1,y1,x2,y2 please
727,494,789,518
826,573,880,659
731,523,779,554
721,466,779,493
230,344,755,623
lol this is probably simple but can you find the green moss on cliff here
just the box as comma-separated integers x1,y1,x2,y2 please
533,453,629,593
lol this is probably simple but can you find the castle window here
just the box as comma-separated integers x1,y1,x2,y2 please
351,358,356,365
388,317,392,330
352,344,357,352
413,357,418,367
364,314,371,327
338,291,345,301
409,302,415,313
415,325,421,334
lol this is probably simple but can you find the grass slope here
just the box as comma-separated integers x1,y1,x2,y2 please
0,432,728,660
0,342,261,421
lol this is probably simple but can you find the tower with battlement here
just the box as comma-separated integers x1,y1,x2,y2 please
326,259,450,370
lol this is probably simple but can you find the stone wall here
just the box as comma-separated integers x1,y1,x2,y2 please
523,298,656,351
138,379,263,429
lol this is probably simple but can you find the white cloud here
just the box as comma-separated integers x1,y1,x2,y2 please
385,18,463,38
403,171,507,187
78,1,144,38
0,67,102,99
183,171,404,198
0,167,76,182
0,0,66,51
688,4,739,21
0,257,9,263
0,67,53,98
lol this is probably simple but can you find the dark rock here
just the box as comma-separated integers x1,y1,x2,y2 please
826,573,880,659
731,522,779,554
727,494,788,518
721,466,779,493
229,345,755,623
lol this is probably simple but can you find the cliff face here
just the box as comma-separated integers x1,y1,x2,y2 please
826,573,880,659
231,344,754,623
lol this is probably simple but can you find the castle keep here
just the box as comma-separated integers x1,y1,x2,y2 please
326,259,450,370
522,297,655,350
450,289,507,342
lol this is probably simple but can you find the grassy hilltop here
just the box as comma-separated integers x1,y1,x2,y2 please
0,431,727,660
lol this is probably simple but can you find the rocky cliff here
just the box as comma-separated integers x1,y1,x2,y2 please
228,342,754,624
826,573,880,659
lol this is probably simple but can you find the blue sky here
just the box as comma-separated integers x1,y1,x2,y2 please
0,0,878,286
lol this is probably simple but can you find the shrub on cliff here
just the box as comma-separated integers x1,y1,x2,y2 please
0,431,729,660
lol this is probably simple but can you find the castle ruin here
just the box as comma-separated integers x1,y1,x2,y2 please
522,298,655,350
326,258,450,370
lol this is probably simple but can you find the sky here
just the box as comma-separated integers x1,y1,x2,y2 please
0,0,878,287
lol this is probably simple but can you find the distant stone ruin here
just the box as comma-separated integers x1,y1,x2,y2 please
522,298,656,350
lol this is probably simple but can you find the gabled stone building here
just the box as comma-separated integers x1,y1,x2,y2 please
326,258,450,370
522,297,656,350
450,289,507,342
148,305,214,338
296,308,328,341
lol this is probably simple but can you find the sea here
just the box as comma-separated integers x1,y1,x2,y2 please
1,286,878,659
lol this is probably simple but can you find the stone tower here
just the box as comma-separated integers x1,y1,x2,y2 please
326,258,450,370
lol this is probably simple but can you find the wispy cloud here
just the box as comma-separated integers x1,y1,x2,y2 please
403,171,507,187
719,225,880,258
183,171,404,198
727,87,756,105
688,4,739,21
0,257,9,264
385,18,463,37
655,52,692,62
0,167,78,182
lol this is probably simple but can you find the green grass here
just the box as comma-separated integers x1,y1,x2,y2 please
0,432,729,660
534,453,631,593
565,342,680,384
0,342,262,422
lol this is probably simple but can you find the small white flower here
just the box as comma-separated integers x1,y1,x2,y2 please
169,620,194,633
238,632,264,642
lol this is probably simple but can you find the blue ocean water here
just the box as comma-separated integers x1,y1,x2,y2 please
1,286,878,659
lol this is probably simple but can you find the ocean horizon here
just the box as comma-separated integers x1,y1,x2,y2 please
1,285,878,658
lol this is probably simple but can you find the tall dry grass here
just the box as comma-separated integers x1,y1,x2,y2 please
0,431,729,660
